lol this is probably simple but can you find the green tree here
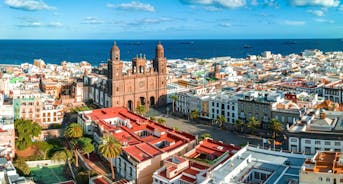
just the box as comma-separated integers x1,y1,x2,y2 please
170,95,179,113
247,117,261,134
34,141,53,160
52,149,73,162
190,109,199,122
199,133,211,141
135,105,146,116
99,134,122,181
269,119,283,139
64,123,83,139
173,127,180,131
157,118,166,125
64,123,83,167
13,158,30,176
78,137,95,159
149,116,156,121
216,115,227,128
234,119,245,133
14,119,42,150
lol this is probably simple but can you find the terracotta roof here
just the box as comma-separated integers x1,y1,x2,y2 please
82,107,196,163
180,175,196,183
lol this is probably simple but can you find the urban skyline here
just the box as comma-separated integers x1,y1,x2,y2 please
1,0,343,39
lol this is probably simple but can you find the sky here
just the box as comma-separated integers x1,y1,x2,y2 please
0,0,343,39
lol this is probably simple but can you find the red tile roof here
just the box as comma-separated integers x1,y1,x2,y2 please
82,107,196,163
180,175,196,183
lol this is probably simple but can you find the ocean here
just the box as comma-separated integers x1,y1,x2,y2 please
0,39,342,66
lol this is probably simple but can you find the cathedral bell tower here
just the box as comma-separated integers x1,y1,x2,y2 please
153,41,166,74
108,41,123,98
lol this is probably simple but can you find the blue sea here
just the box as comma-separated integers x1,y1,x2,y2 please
0,39,342,66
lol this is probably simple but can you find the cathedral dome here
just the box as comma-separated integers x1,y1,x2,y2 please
110,41,120,61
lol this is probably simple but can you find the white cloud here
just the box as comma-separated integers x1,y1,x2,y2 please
4,0,55,11
283,20,306,26
307,9,324,16
82,17,105,24
290,0,340,7
263,0,279,7
314,18,335,23
219,22,232,27
18,20,63,27
182,0,247,8
108,1,155,12
251,0,259,6
125,17,172,26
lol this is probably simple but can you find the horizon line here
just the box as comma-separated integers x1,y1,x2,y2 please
0,38,342,41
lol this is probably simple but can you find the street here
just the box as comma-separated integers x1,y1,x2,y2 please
149,109,263,146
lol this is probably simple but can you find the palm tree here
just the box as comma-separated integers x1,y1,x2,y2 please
52,149,72,162
99,134,122,181
269,119,283,139
216,115,227,128
200,133,211,141
135,105,146,116
157,118,166,125
64,123,83,167
190,109,199,122
247,117,260,134
64,123,83,139
234,119,245,132
170,95,179,113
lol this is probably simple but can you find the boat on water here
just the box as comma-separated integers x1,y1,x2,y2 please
243,45,252,48
179,41,194,45
285,41,297,44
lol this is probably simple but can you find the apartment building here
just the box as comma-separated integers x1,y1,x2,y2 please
300,151,343,184
287,109,343,154
0,94,15,158
323,80,343,103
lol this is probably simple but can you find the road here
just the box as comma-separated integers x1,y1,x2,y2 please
149,109,263,146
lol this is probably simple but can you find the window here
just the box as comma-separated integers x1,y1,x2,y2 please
291,138,297,142
315,141,321,145
335,142,341,146
232,106,235,110
325,141,331,146
326,178,330,182
129,167,132,177
319,177,322,181
305,140,311,144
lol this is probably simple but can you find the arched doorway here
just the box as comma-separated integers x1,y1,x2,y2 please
140,97,145,105
127,100,133,111
150,96,155,106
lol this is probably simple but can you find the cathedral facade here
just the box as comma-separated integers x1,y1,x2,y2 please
105,42,167,110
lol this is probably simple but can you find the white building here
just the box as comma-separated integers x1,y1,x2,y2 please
287,109,343,154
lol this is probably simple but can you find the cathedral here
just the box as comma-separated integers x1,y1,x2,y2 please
105,42,167,111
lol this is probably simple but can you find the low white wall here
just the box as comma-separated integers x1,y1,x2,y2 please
26,160,65,168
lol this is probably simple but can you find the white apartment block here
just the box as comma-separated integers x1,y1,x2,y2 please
288,137,343,154
204,93,238,124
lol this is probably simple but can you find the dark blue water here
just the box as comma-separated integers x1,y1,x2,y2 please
0,39,342,65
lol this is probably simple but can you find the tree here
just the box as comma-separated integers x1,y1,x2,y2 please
78,137,94,159
234,119,245,133
52,149,73,162
173,127,180,131
216,115,227,128
99,134,122,181
190,109,199,122
200,133,211,141
35,141,53,160
14,119,42,150
64,123,83,167
150,116,156,121
247,117,260,134
157,118,166,125
269,119,283,139
64,123,83,139
13,158,30,176
135,105,146,116
170,95,179,113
